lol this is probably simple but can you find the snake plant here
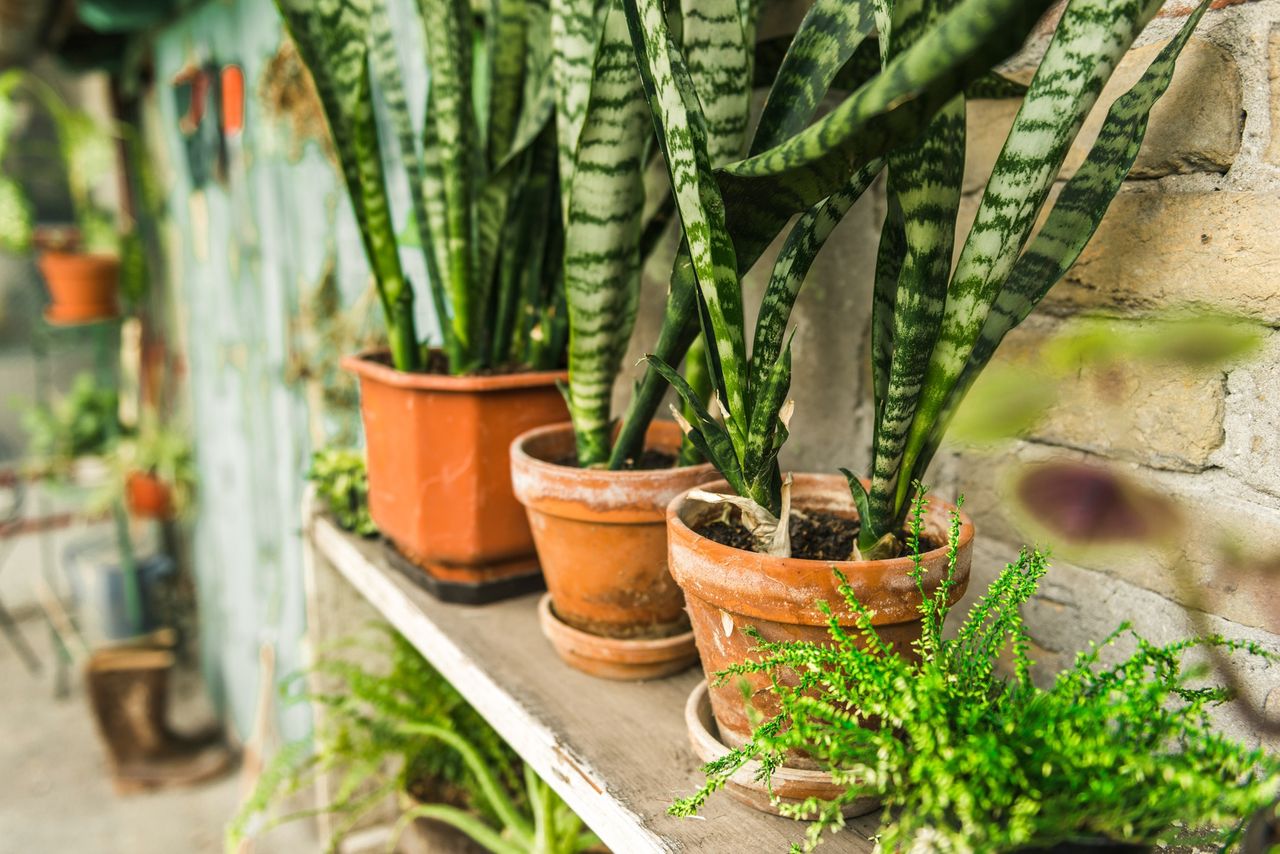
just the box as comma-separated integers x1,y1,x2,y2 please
633,0,1211,556
273,0,564,375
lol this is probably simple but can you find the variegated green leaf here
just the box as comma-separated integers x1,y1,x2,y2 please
551,0,604,224
895,0,1165,514
747,158,882,404
681,0,753,165
486,0,527,165
871,196,904,415
625,0,748,455
867,0,967,534
562,1,650,465
273,0,421,371
918,0,1214,475
420,0,481,371
645,355,748,496
750,0,875,155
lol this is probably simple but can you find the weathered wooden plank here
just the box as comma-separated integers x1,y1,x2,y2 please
310,516,878,853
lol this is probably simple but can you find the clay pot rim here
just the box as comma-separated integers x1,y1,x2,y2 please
537,593,697,656
341,349,567,392
511,421,715,483
666,475,975,572
39,249,121,265
43,305,120,326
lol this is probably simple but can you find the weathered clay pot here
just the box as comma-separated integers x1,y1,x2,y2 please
126,472,174,520
511,421,714,678
667,474,974,747
38,251,120,324
685,680,879,818
537,594,698,681
343,351,568,599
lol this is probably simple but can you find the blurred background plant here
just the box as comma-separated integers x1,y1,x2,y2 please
306,447,375,537
20,369,123,478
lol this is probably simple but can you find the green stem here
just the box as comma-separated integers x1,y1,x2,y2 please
677,333,710,466
385,285,421,372
393,803,521,854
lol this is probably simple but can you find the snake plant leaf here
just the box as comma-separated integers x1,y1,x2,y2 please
625,0,748,451
419,0,480,371
486,0,527,166
750,0,875,156
645,355,748,496
868,0,969,532
368,0,452,355
717,0,1055,264
551,0,605,223
273,0,421,371
681,0,753,165
742,332,793,502
747,157,883,403
966,72,1027,100
562,1,650,465
895,0,1169,514
499,3,556,171
918,0,1214,474
871,196,904,415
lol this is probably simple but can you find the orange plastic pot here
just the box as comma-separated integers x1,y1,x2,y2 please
126,472,174,520
511,421,714,678
342,351,568,588
38,251,120,325
667,474,974,747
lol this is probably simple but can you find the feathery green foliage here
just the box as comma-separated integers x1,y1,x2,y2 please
307,447,376,537
273,0,565,374
22,372,123,475
864,0,1214,552
227,627,596,854
623,0,1058,544
673,499,1280,852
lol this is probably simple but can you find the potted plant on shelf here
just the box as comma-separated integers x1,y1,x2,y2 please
674,502,1280,851
509,0,757,680
22,370,124,488
229,626,600,854
629,0,1213,750
273,0,570,602
115,418,195,520
0,69,122,325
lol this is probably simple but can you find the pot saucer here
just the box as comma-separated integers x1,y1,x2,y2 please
684,679,880,819
538,593,697,681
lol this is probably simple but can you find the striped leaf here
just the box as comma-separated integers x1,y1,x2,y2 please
368,0,452,357
750,0,876,156
625,0,749,457
867,0,967,538
562,0,651,465
681,0,753,164
273,0,421,371
892,0,1167,521
645,355,748,497
551,0,604,224
419,0,481,371
918,0,1214,474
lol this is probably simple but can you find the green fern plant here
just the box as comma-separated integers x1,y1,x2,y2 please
307,446,376,537
673,498,1280,852
228,626,598,854
21,371,123,476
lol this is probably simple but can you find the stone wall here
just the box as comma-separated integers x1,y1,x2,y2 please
623,0,1280,742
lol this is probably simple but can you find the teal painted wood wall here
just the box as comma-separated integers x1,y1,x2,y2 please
147,0,435,739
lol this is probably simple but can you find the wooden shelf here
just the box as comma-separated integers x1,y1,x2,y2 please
307,515,877,853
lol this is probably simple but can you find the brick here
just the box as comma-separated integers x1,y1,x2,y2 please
1217,332,1280,499
1041,189,1280,323
965,38,1241,192
1268,27,1280,166
990,318,1226,471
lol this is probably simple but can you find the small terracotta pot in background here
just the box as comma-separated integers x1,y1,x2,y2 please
126,472,174,520
38,251,120,325
343,351,568,602
511,420,714,679
667,474,973,748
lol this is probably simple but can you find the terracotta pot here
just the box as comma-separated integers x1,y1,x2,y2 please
685,680,879,818
667,474,974,747
342,351,568,595
38,251,120,324
126,472,174,519
511,420,715,636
